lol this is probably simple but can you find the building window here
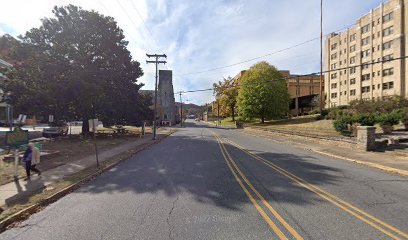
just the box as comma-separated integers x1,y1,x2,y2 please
383,81,394,90
350,78,356,85
383,54,393,62
383,12,393,23
383,40,393,50
361,73,370,81
350,67,356,74
383,68,394,76
331,73,337,79
331,93,338,98
331,53,337,60
350,56,356,64
331,43,337,50
331,63,337,70
361,86,370,93
383,26,394,37
350,33,356,41
361,62,370,70
331,83,337,89
350,89,356,96
350,45,356,52
361,49,370,58
372,85,375,90
361,37,370,46
361,24,370,34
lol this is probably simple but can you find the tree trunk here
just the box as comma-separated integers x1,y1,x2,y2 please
231,106,235,121
261,112,265,123
82,119,89,135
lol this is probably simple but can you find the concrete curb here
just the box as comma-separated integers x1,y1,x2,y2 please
311,149,408,177
0,130,175,232
241,129,408,177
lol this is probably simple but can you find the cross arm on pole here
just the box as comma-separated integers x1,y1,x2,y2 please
146,54,167,58
146,60,167,64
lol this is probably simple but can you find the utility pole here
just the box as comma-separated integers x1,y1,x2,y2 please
146,53,167,140
179,92,183,127
319,0,324,112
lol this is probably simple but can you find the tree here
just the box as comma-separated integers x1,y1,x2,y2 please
2,5,151,133
213,76,239,121
237,61,290,123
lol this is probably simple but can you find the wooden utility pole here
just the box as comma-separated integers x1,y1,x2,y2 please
146,54,167,140
179,92,183,127
319,0,324,112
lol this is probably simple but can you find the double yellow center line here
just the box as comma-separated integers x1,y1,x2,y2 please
220,136,408,240
213,132,303,240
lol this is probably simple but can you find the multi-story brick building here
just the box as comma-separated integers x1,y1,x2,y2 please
325,0,407,108
231,70,322,115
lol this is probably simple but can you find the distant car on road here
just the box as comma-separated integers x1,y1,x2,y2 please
42,121,69,137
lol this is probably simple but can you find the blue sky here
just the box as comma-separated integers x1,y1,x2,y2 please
0,0,385,104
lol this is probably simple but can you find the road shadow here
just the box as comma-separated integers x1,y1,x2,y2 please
73,127,342,211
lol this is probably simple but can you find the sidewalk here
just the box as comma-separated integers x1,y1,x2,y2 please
0,132,169,207
242,128,408,176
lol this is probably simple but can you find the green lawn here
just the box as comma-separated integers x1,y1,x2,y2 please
239,115,341,137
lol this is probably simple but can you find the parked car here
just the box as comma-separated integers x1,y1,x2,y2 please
42,121,69,137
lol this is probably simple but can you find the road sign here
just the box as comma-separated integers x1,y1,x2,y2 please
49,115,54,123
5,129,29,147
89,119,98,132
17,114,27,125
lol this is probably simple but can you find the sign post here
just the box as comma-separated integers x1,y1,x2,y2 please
5,129,29,178
89,119,99,168
48,115,54,123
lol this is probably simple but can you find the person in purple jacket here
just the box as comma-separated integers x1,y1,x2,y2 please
22,147,33,181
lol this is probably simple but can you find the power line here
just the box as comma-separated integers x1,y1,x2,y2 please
97,0,150,53
128,0,160,51
127,0,172,70
174,25,352,77
174,55,408,95
114,0,156,52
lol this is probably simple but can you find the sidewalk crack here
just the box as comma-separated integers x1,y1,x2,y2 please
166,196,179,240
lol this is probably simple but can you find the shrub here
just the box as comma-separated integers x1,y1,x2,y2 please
333,116,354,133
309,110,320,115
390,109,404,122
349,96,408,114
326,107,343,120
402,107,408,122
354,113,377,126
320,109,329,117
376,112,400,127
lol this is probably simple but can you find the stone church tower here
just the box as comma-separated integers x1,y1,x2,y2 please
158,70,177,125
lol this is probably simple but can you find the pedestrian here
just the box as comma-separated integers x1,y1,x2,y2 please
22,146,33,181
28,143,41,176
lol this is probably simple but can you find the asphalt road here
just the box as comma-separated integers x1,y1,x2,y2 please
0,120,407,239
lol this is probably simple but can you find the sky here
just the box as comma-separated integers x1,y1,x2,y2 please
0,0,385,105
